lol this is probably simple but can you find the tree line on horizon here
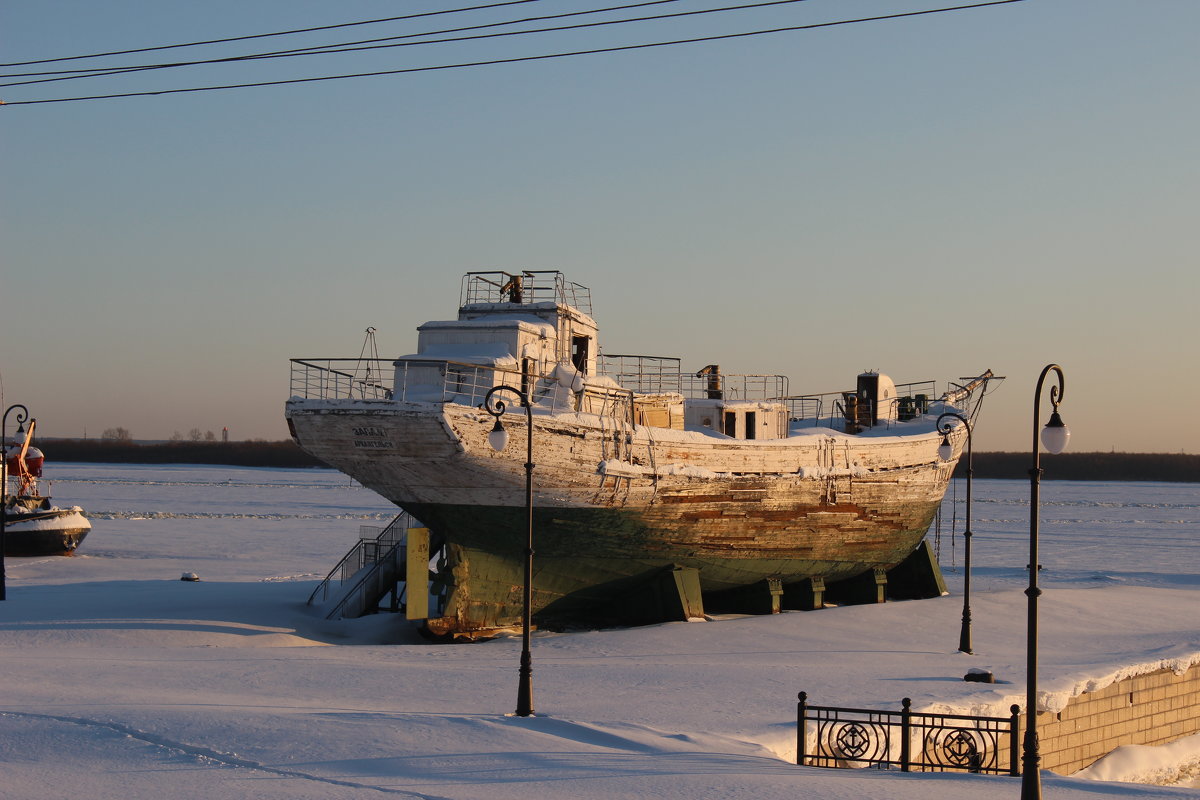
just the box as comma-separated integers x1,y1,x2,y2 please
37,438,323,468
100,427,225,443
955,451,1199,482
26,438,1200,482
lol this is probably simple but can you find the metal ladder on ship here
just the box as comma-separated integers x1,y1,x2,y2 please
307,512,443,620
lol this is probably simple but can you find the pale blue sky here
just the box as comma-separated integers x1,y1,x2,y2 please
2,0,1197,452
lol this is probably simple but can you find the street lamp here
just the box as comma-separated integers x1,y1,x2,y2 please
483,384,535,717
1,404,31,602
1022,365,1069,800
936,412,973,654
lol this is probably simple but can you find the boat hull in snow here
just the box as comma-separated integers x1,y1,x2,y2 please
286,398,957,634
286,270,985,636
3,504,91,557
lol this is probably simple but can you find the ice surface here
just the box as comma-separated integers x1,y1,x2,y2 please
1,466,1197,798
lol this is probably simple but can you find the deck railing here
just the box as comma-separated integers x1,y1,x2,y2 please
784,396,827,424
797,692,1021,775
599,354,682,395
459,270,592,316
786,380,941,430
291,358,636,426
291,357,970,436
598,354,788,401
290,358,394,400
693,373,788,402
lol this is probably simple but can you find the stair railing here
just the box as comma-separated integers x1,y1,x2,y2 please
307,512,413,607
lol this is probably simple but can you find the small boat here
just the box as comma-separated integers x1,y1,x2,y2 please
3,420,91,557
286,271,995,637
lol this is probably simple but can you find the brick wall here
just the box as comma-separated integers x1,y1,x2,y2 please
1036,662,1200,775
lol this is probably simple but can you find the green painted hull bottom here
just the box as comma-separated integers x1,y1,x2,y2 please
406,500,939,636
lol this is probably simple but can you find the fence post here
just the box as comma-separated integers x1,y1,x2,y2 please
797,692,808,766
900,697,912,772
1009,704,1021,776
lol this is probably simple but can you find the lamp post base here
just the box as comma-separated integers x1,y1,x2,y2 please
1021,731,1042,799
515,652,534,717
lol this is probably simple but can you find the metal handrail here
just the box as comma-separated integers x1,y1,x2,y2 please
688,373,788,401
289,358,394,400
896,380,937,398
783,396,825,423
785,381,945,430
291,358,639,429
599,354,682,394
307,512,413,606
597,354,788,401
290,357,979,440
321,546,404,621
459,270,592,315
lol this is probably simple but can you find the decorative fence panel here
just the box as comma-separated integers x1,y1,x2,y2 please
797,692,1021,776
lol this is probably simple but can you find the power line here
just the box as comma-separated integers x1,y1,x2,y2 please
0,1,1030,107
1,0,693,85
2,0,822,89
0,0,548,68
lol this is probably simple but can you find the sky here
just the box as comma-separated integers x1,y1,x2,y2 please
2,0,1197,453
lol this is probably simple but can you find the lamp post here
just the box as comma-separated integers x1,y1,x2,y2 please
483,384,535,717
936,412,973,654
1,404,31,602
1021,365,1069,800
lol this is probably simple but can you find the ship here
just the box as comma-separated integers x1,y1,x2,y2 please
3,419,91,557
286,271,993,637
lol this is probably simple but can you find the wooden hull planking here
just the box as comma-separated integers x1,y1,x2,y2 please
287,399,958,633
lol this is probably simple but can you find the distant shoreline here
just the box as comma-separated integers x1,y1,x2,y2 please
951,451,1199,483
35,439,326,469
28,438,1200,482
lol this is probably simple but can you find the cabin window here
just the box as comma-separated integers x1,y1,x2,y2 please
745,411,757,440
571,335,590,373
724,411,737,439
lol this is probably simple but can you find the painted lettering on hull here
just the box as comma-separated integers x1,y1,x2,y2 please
353,426,388,437
353,439,395,449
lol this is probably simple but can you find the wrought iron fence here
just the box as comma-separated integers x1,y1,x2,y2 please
797,692,1021,775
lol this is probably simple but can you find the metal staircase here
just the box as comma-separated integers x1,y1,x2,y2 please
307,512,440,620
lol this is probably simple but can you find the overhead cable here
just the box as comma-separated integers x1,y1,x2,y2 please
2,0,694,85
0,0,547,67
0,1,1030,107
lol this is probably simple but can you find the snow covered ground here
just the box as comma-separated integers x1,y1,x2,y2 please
1,464,1198,799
